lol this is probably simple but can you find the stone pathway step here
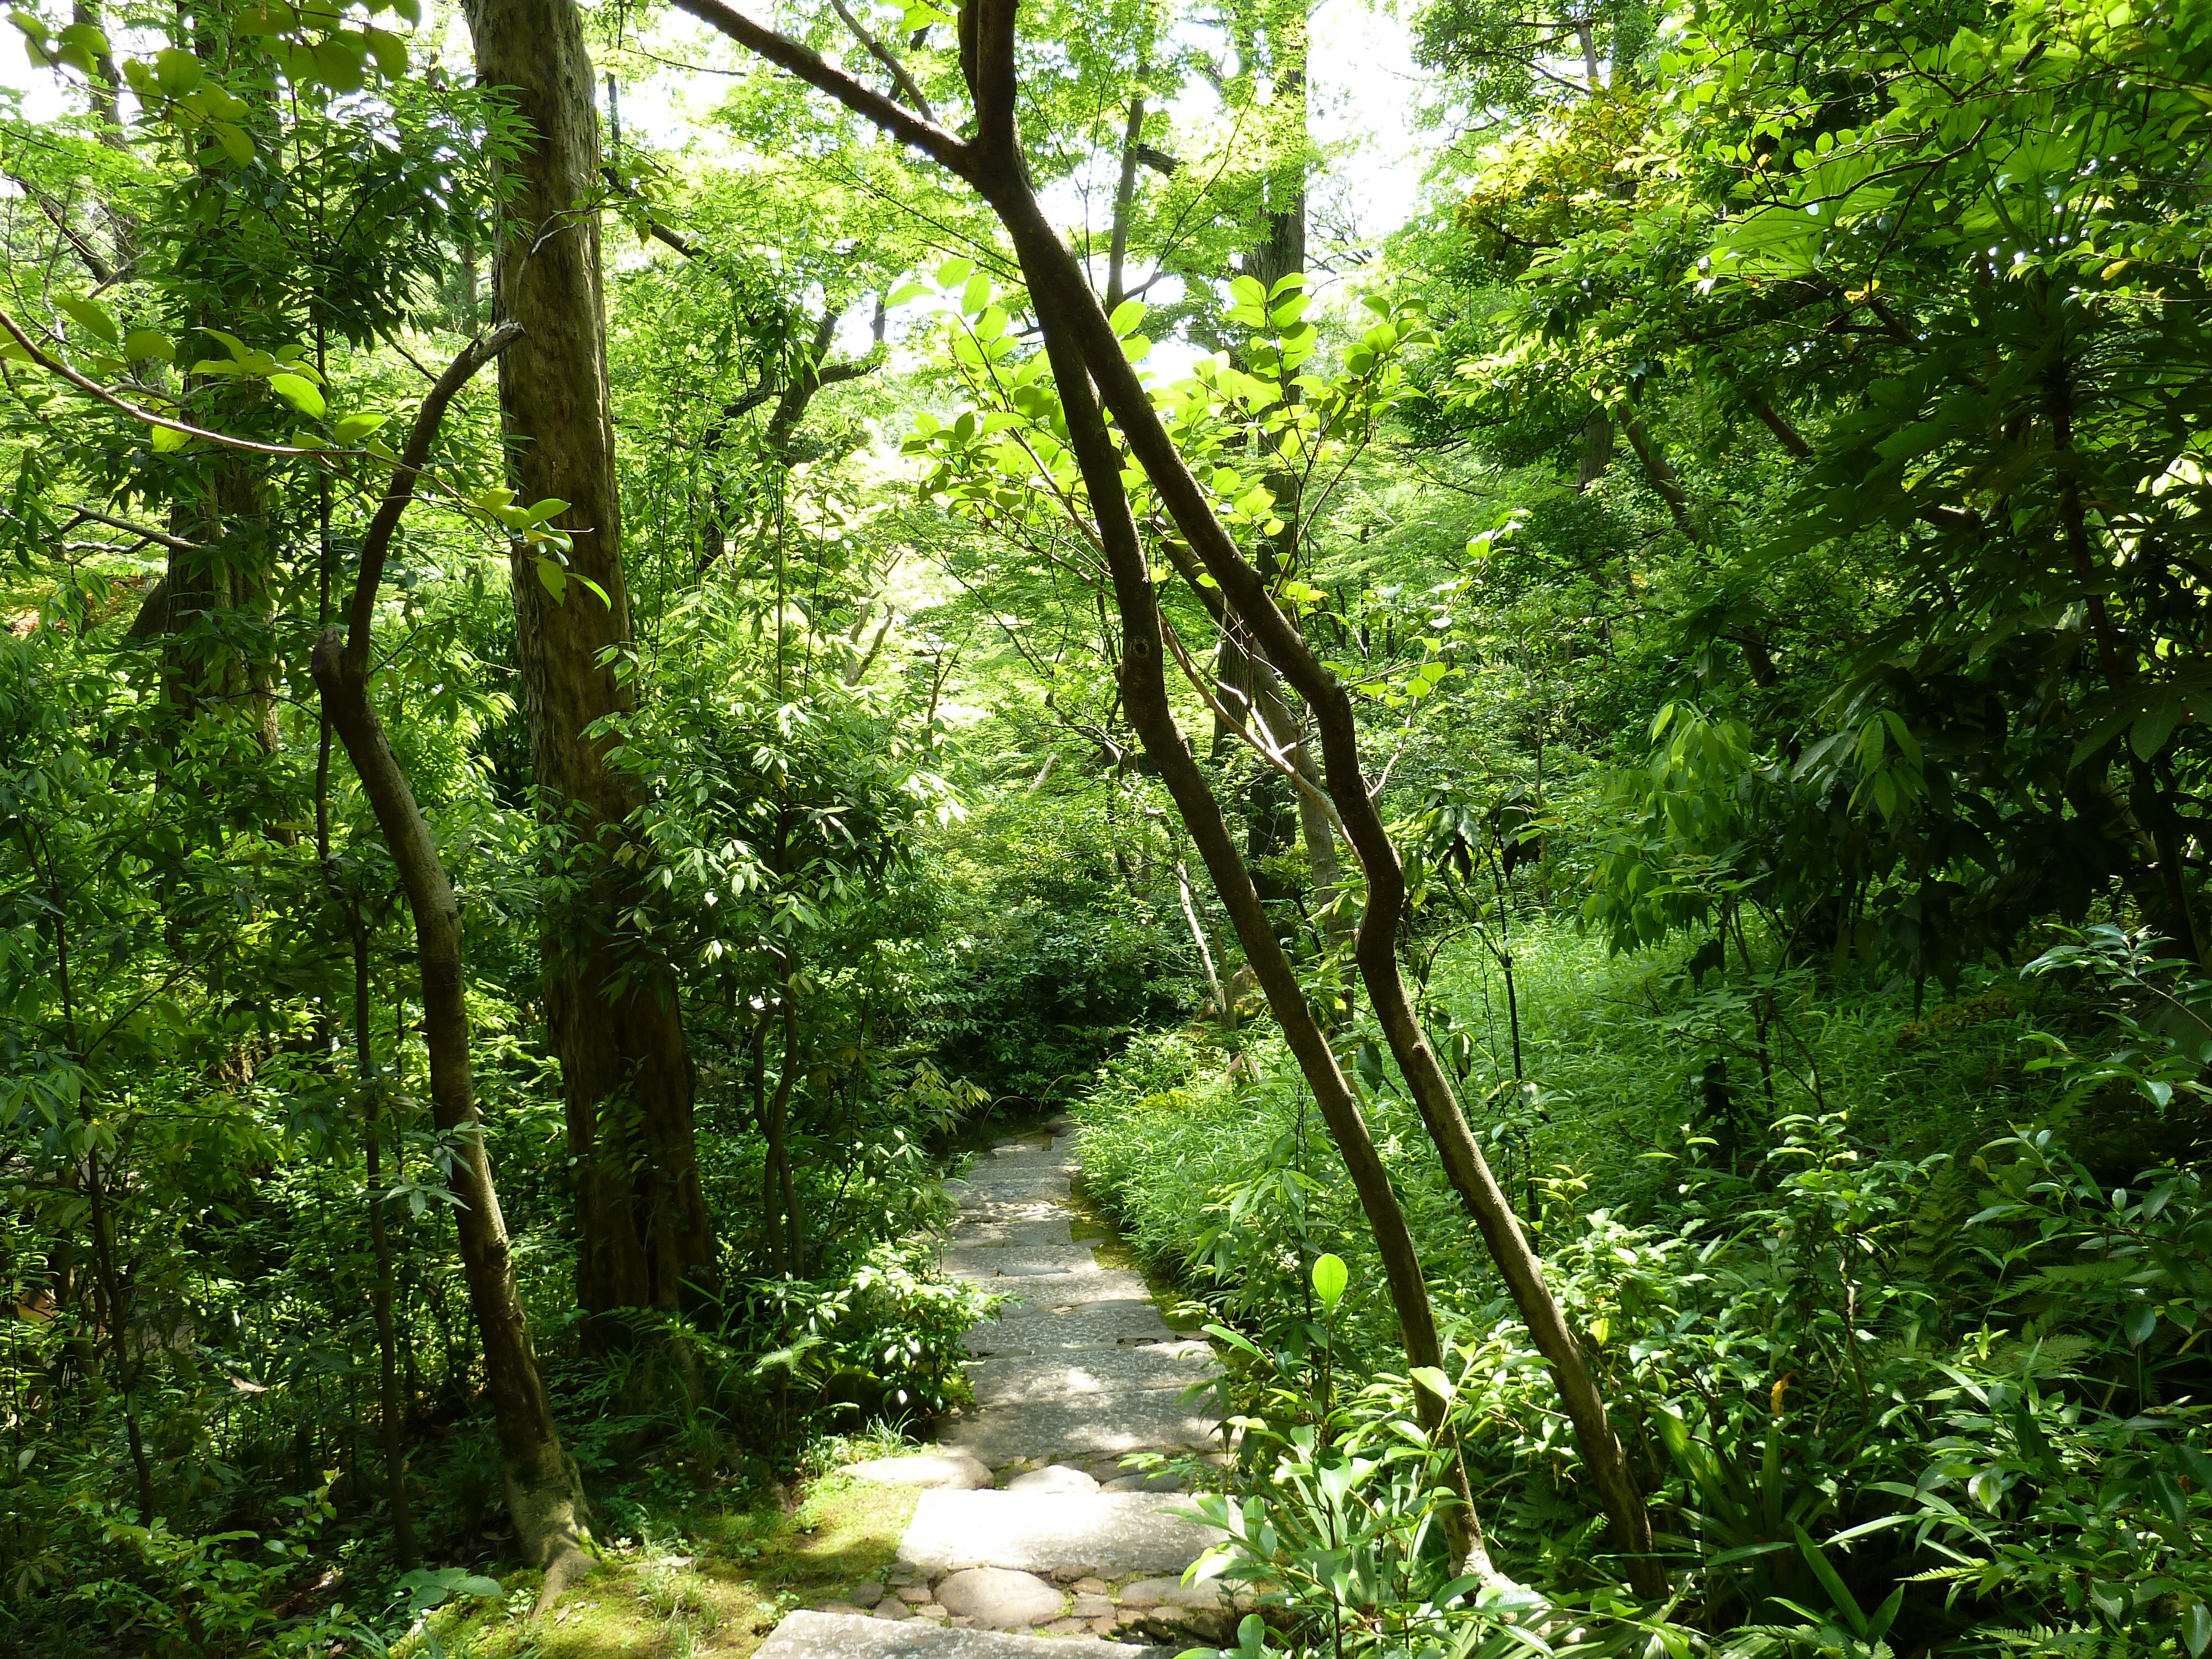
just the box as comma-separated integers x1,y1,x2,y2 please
899,1490,1223,1577
967,1342,1215,1406
987,1271,1156,1309
962,1301,1181,1356
758,1611,1145,1659
783,1124,1234,1654
946,1392,1227,1464
945,1244,1107,1279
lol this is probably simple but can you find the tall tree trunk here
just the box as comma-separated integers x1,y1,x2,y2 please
670,0,1662,1594
310,326,593,1606
1027,277,1495,1585
461,0,715,1349
356,918,418,1569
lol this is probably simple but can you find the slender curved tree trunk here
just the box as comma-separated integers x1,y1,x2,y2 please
311,328,592,1605
669,0,1662,1594
462,0,716,1349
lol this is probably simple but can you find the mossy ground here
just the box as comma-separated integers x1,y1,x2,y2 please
411,1467,924,1659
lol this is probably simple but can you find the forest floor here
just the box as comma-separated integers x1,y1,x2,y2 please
414,1120,1228,1659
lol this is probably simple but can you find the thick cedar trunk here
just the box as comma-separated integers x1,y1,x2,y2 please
310,327,593,1606
462,0,714,1342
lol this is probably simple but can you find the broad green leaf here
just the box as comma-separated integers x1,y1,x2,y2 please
266,373,326,418
534,557,567,604
1228,274,1266,306
151,422,192,452
1108,298,1147,338
1311,1253,1347,1311
56,296,120,348
935,256,975,289
362,25,408,76
233,0,299,33
959,272,992,316
1408,1365,1454,1404
333,411,388,442
153,45,204,94
2183,1600,2210,1659
522,498,570,524
210,121,253,165
2132,694,2183,760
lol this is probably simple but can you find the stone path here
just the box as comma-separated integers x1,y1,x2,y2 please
768,1121,1240,1659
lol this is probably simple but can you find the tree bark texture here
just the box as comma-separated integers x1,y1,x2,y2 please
309,326,593,1605
462,0,714,1339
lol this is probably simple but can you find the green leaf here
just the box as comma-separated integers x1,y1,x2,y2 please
151,423,192,453
233,0,299,33
1108,298,1147,338
959,272,992,316
534,557,567,604
265,373,326,418
154,45,204,94
1791,1524,1866,1638
333,411,389,442
1311,1253,1347,1311
54,19,106,72
1228,274,1266,307
2183,1600,2211,1659
122,330,175,364
362,25,408,76
935,256,975,289
1408,1365,1454,1404
56,296,119,348
2132,694,2183,760
521,498,570,524
2125,1302,2157,1345
210,121,253,165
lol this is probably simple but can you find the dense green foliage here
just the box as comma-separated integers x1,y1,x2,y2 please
2,0,2209,1651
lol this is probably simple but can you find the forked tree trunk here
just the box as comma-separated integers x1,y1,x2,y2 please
662,0,1663,1595
1027,280,1496,1584
310,326,593,1608
462,0,715,1347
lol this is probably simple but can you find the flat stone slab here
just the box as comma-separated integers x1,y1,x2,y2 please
968,1343,1217,1406
1005,1463,1099,1494
845,1452,994,1490
962,1217,1076,1249
964,1301,1178,1356
899,1490,1225,1577
957,1175,1072,1202
757,1611,1144,1659
947,1389,1226,1464
932,1567,1065,1628
950,1198,1068,1227
993,1270,1154,1310
944,1244,1104,1279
